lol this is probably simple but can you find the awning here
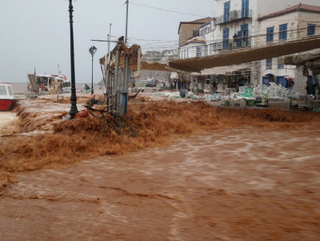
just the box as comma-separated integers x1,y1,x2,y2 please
100,42,171,73
169,36,320,73
199,64,252,75
278,48,320,65
140,61,170,71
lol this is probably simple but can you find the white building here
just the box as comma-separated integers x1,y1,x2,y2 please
257,4,320,93
179,19,215,59
213,0,319,49
176,0,320,93
206,0,320,89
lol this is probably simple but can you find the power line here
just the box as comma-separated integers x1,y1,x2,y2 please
130,1,208,18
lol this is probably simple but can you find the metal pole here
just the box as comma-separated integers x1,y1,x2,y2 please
115,47,121,113
91,54,94,95
125,0,129,43
68,0,78,119
108,23,112,54
105,23,112,94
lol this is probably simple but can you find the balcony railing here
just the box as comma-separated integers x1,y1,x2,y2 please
216,9,252,25
209,37,252,55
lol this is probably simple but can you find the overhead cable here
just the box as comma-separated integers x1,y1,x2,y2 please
130,1,208,18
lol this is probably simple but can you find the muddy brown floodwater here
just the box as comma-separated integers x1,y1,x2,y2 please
0,95,320,240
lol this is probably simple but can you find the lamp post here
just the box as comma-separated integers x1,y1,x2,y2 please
89,46,97,95
68,0,78,119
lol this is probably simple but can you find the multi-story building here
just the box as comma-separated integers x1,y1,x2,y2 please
179,20,215,59
178,17,213,47
213,0,320,87
177,0,320,93
177,18,214,89
213,0,319,50
258,4,320,93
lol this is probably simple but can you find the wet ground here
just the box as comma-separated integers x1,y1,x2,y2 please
0,93,320,240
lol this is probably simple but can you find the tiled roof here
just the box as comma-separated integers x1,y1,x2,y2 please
258,3,320,21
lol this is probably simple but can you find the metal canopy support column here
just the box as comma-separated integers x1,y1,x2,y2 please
120,54,129,116
114,46,121,115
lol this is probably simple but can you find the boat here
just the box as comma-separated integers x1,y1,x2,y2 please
0,82,19,111
27,74,71,94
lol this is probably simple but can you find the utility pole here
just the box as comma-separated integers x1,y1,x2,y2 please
125,0,129,43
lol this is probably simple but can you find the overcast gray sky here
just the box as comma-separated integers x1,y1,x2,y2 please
0,0,215,84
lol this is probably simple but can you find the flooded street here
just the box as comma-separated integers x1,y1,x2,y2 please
0,112,18,130
1,125,320,240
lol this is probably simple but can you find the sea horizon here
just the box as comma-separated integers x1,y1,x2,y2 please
10,82,100,94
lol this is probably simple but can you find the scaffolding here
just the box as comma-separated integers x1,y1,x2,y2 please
103,37,141,117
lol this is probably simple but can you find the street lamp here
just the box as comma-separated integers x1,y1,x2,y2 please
68,0,78,119
89,46,97,95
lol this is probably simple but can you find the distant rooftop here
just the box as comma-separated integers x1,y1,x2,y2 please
178,17,213,33
180,38,205,47
259,3,320,21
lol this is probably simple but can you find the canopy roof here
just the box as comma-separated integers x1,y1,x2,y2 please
279,48,320,65
100,41,171,73
169,36,320,73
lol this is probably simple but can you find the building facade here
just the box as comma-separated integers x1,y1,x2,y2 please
258,4,320,93
178,17,213,47
177,0,320,94
179,20,215,59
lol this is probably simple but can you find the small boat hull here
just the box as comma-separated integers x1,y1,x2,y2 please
0,99,18,111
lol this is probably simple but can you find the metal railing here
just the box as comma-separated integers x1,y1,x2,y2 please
216,9,252,25
211,37,252,54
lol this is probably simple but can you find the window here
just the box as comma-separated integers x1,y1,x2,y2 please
223,28,229,49
307,24,316,36
0,85,7,95
278,58,284,69
209,44,213,55
236,24,249,47
8,86,13,96
224,1,230,22
209,43,217,55
266,27,274,44
266,58,272,70
241,24,249,46
200,25,211,36
209,43,214,55
193,30,199,38
242,0,249,18
196,47,202,57
279,24,287,42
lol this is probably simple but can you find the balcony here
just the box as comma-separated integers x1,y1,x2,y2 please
216,9,252,25
209,37,252,55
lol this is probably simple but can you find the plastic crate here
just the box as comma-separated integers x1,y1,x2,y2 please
244,88,252,97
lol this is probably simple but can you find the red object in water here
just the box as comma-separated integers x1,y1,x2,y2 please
75,110,89,118
0,99,18,111
0,82,19,111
